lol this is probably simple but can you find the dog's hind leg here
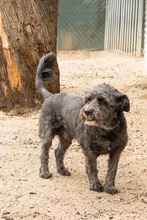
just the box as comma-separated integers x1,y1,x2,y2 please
39,133,53,179
84,153,103,192
55,136,71,176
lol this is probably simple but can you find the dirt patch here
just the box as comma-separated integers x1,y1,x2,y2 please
0,51,147,220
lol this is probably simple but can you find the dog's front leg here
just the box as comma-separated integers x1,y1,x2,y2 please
84,153,103,192
104,150,122,194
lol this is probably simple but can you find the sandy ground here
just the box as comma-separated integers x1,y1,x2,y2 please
0,51,147,220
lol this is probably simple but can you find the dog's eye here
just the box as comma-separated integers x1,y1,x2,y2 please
97,97,108,106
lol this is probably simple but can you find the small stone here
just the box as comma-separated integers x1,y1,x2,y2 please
29,192,36,195
76,212,80,215
3,211,10,215
4,216,14,220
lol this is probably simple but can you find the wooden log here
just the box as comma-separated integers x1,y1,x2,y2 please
0,0,59,111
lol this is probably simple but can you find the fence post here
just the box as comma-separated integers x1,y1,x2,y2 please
136,0,144,58
104,0,108,50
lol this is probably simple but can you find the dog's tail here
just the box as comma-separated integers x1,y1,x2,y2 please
35,52,57,99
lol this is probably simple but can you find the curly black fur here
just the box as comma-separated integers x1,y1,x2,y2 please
36,52,130,194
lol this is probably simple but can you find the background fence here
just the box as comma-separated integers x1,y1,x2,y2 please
57,0,145,58
104,0,144,57
57,0,106,50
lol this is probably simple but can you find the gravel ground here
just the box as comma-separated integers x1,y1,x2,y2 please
0,51,147,220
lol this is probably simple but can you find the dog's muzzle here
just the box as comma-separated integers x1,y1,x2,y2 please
83,107,96,121
80,107,120,130
80,107,100,126
83,109,98,125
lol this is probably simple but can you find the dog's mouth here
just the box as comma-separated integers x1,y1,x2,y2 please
84,119,99,126
80,107,95,119
80,107,120,130
80,107,102,127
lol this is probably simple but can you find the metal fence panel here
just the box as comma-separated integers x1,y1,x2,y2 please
105,0,144,57
57,0,106,50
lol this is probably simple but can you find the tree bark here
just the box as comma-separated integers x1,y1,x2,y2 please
0,0,59,111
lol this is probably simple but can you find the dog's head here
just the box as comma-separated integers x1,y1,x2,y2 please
80,83,130,130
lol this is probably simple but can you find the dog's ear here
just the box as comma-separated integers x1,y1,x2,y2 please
116,94,130,112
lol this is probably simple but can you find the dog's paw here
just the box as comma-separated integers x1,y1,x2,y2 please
39,168,52,179
90,184,104,192
104,185,118,195
58,168,71,176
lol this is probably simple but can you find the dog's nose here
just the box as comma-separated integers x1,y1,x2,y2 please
84,110,92,116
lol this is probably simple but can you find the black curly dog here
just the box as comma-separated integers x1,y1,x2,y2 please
36,52,130,194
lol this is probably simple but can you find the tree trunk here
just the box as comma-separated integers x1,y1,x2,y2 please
0,0,59,111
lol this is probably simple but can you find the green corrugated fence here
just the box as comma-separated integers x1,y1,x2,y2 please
57,0,106,50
